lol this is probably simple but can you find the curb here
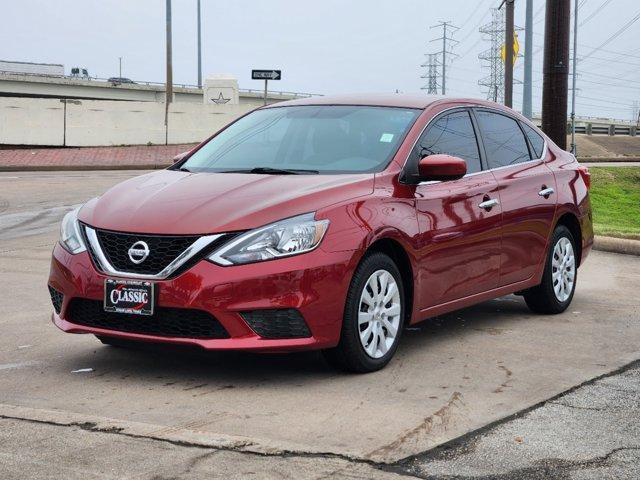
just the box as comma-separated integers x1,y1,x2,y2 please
0,164,169,172
593,235,640,256
578,157,640,163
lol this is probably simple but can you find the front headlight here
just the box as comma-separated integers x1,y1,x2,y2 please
59,206,86,254
209,213,330,266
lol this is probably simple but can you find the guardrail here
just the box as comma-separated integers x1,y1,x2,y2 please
0,70,321,98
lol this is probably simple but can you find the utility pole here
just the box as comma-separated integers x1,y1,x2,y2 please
165,0,173,143
522,0,534,118
430,21,458,95
420,53,440,94
118,56,122,78
197,0,202,88
570,0,579,155
502,0,515,108
542,0,571,150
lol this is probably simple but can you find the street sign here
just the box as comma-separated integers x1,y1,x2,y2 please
252,70,281,81
501,32,520,65
252,70,282,106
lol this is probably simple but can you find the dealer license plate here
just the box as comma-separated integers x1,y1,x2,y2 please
104,279,154,316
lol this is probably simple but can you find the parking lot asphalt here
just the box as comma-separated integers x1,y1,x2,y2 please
1,171,639,477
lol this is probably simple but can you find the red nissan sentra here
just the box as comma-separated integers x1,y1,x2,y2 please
49,94,593,372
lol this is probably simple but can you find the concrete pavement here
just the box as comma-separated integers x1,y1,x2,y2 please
3,364,638,479
0,170,639,477
0,417,405,480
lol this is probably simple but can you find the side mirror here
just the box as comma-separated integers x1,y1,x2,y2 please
417,154,467,182
172,151,190,164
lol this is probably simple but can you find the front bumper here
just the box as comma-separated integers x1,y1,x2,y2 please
49,243,357,351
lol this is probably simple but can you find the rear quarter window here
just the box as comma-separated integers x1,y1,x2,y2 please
521,123,546,159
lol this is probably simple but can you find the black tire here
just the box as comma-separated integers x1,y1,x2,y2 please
95,335,139,349
322,252,405,373
523,225,578,314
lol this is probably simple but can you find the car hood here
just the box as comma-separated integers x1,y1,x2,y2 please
79,169,374,234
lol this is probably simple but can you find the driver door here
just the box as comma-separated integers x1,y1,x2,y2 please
412,109,502,309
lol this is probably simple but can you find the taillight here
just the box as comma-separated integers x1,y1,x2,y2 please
577,164,591,190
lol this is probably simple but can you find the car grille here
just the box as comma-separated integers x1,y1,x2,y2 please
93,229,200,275
67,299,229,339
48,286,64,314
240,309,311,339
82,226,233,277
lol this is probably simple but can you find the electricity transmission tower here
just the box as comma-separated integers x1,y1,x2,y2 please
421,53,440,94
430,21,458,95
479,9,505,103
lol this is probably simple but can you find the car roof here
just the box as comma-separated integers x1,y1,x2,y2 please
266,93,491,110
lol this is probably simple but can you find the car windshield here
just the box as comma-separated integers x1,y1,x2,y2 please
179,105,420,174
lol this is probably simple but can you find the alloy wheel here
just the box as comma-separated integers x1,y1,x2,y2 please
552,237,575,302
358,269,402,359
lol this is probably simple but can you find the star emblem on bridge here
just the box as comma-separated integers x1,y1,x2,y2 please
211,92,231,104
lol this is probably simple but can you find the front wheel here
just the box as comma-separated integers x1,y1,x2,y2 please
322,252,405,373
524,225,578,314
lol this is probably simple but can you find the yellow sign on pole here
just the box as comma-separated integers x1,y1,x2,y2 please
501,32,520,64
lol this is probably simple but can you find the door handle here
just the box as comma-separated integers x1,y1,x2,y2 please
538,187,555,197
478,198,499,210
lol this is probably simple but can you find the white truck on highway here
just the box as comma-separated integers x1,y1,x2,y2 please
0,60,64,77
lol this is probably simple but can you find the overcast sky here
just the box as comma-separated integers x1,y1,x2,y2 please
2,0,639,121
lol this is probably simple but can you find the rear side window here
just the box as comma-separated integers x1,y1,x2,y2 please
475,111,531,168
521,122,545,159
418,111,482,174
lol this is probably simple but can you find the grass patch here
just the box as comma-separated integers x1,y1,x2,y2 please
589,167,640,239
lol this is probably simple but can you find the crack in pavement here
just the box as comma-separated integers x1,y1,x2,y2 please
548,400,607,412
367,392,465,460
0,414,387,469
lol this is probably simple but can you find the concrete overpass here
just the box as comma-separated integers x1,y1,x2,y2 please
0,72,316,106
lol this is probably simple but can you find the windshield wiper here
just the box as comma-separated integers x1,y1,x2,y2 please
220,167,319,175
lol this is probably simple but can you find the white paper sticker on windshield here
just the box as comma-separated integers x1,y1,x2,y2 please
379,133,394,143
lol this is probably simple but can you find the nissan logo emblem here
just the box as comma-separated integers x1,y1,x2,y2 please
128,241,150,264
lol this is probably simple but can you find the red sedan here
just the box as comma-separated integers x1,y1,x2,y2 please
49,94,593,372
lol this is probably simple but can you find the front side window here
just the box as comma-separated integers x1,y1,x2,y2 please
180,106,420,174
475,111,531,168
418,111,482,174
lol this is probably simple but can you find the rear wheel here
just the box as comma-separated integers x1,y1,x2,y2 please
524,225,577,314
322,252,405,373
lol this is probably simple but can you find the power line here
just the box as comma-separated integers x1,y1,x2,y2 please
531,30,640,60
458,0,492,32
579,0,614,27
577,94,634,107
580,10,640,62
457,4,494,48
577,77,640,91
579,55,640,67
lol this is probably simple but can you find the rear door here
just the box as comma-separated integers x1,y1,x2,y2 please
473,109,557,286
412,109,502,309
